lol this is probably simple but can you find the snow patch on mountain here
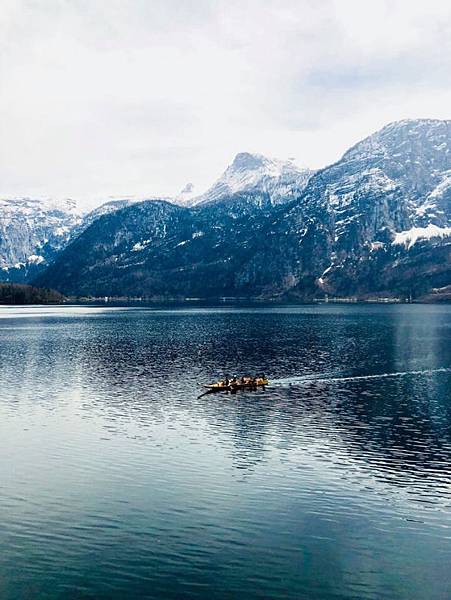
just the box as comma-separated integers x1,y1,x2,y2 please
429,172,451,199
392,224,451,249
27,254,45,264
328,169,398,209
132,240,151,252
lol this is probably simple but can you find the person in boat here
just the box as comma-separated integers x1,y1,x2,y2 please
240,376,246,385
225,376,230,386
233,375,241,387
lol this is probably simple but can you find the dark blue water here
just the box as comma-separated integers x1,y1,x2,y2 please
0,304,450,600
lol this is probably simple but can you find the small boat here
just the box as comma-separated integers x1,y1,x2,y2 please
203,376,269,392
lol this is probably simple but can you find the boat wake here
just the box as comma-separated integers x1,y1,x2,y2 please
271,367,451,387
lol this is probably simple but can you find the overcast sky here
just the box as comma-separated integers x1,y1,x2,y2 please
1,0,451,209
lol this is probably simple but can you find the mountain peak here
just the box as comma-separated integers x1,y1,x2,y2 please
230,152,268,170
189,152,312,206
382,117,450,129
175,182,196,206
341,117,451,167
180,182,194,194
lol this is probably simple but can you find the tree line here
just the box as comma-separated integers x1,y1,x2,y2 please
0,283,65,305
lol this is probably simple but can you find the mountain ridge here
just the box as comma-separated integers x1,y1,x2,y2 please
34,119,451,301
0,150,311,282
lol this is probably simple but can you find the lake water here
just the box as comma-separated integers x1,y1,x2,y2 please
0,304,450,600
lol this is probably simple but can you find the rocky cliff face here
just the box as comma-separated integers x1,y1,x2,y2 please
239,119,451,300
33,119,451,300
0,197,170,282
300,119,451,297
0,198,82,282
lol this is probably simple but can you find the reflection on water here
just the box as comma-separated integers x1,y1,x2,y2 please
0,304,450,600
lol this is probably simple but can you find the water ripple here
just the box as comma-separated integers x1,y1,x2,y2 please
0,305,450,599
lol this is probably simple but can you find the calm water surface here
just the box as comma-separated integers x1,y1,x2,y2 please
0,304,450,600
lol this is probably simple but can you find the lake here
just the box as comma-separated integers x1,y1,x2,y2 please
0,304,450,600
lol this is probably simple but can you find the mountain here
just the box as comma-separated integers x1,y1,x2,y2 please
237,118,451,300
0,197,168,282
296,118,451,297
0,153,312,284
0,198,82,282
186,152,313,206
32,119,451,301
33,193,279,298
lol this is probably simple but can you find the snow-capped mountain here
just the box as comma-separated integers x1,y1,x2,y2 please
0,198,82,282
0,196,172,282
186,152,313,206
292,118,451,296
35,119,451,301
0,154,312,284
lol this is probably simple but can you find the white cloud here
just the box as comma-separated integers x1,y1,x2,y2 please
0,0,450,209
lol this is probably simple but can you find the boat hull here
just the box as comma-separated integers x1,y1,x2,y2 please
204,379,268,391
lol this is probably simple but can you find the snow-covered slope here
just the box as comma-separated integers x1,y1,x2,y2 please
0,198,82,282
186,152,313,206
283,118,451,296
339,118,451,228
